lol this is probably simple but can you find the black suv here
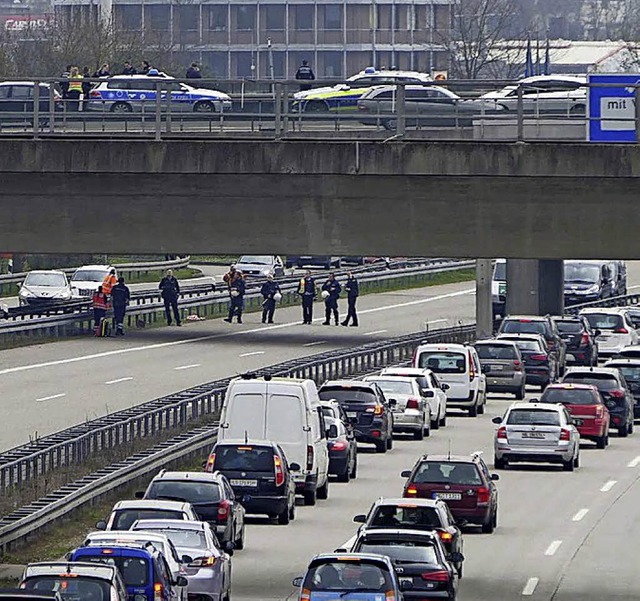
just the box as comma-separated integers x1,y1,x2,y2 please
205,440,298,525
552,315,598,366
142,470,246,549
400,454,499,533
562,367,634,437
499,315,566,373
318,380,394,453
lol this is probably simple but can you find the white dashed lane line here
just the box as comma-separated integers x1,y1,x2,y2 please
174,364,201,371
105,377,134,385
239,351,266,357
601,480,617,492
628,455,640,468
544,540,562,556
522,577,539,596
364,329,388,336
303,341,327,347
572,508,589,522
36,393,66,402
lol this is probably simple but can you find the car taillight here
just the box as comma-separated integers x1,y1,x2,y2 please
412,349,418,364
477,486,490,503
384,592,396,601
154,583,163,601
595,405,604,419
560,429,571,441
513,360,522,370
406,398,420,410
580,332,590,346
405,484,418,496
468,351,475,381
330,440,348,451
421,570,450,582
615,328,629,334
437,530,452,542
610,389,625,398
530,354,548,361
366,405,384,415
217,499,231,522
274,454,285,487
190,556,216,567
306,445,314,471
497,426,507,439
547,339,556,348
204,453,215,473
300,588,311,601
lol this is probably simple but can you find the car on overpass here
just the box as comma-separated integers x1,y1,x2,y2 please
18,270,72,306
70,264,116,299
233,255,285,278
285,255,342,270
0,81,62,124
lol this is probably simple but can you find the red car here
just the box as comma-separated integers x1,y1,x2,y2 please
538,383,610,448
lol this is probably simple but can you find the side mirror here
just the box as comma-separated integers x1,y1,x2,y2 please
491,416,502,424
327,424,338,439
134,491,145,499
400,470,412,478
289,462,301,472
400,579,414,591
441,383,450,391
388,399,397,407
595,329,602,337
334,547,347,553
224,541,236,553
292,576,303,588
64,552,72,561
181,555,193,564
423,390,435,398
175,576,189,587
353,514,366,523
491,473,500,481
95,520,107,531
447,552,465,564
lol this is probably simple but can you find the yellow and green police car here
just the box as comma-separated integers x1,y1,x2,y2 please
292,67,433,112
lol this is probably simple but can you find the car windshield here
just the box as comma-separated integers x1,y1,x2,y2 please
370,505,441,528
237,256,271,265
582,313,623,330
357,541,438,564
71,270,108,282
23,577,111,601
319,388,377,403
540,388,599,405
146,481,221,504
302,560,391,592
475,344,518,360
213,446,274,472
565,263,600,283
73,556,149,587
413,461,482,485
148,528,206,549
503,339,543,352
555,321,584,334
615,366,640,383
112,509,185,530
368,380,414,395
493,262,506,281
417,352,466,373
501,320,547,336
24,273,66,287
563,373,618,390
506,409,560,426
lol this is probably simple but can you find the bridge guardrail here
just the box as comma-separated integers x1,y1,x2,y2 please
0,323,473,551
564,293,640,314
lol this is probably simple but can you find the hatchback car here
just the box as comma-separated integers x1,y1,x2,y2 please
70,265,116,299
363,375,430,439
96,500,199,532
538,383,610,448
205,439,297,524
350,529,461,600
400,454,499,533
143,471,246,550
474,339,526,398
0,81,62,123
18,270,72,306
318,380,394,453
497,333,558,390
604,358,640,417
562,367,635,436
233,255,284,278
552,315,599,366
492,402,580,471
325,417,358,482
579,308,639,357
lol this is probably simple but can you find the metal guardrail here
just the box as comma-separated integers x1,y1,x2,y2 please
564,292,640,314
0,323,473,550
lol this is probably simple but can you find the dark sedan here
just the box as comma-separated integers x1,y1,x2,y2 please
552,315,598,366
326,417,357,482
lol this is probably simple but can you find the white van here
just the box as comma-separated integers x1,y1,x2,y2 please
218,376,330,506
413,343,487,416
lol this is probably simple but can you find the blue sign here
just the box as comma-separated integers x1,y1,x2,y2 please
588,74,640,142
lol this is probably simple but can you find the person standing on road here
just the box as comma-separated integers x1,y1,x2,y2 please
67,66,83,112
92,285,109,334
342,272,359,327
223,264,237,290
60,65,71,100
81,67,92,111
159,269,182,326
260,274,281,324
224,271,245,323
93,63,110,78
102,268,117,298
111,276,131,336
295,60,315,91
298,270,316,324
322,272,341,325
186,62,202,79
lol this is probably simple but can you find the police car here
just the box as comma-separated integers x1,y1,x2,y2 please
292,67,433,112
88,74,232,114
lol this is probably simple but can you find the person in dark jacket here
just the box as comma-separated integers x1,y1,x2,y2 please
260,274,281,324
224,271,245,323
60,65,71,99
342,272,359,326
122,61,137,75
186,62,202,79
81,66,92,111
298,270,316,324
111,277,131,336
159,269,181,326
141,60,152,74
295,60,315,91
321,273,341,325
93,63,110,78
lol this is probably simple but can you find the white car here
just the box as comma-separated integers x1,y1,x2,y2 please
492,259,506,317
70,264,115,298
96,499,199,531
579,308,639,357
380,366,448,428
492,402,580,471
234,255,284,278
18,270,72,306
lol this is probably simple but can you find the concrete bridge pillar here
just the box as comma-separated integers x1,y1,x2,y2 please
506,259,564,317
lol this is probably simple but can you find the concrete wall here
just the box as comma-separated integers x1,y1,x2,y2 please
1,139,640,257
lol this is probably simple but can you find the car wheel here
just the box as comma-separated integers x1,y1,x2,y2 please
481,513,495,534
596,435,607,449
303,488,317,506
468,404,478,417
376,440,387,454
305,100,329,112
337,465,350,483
110,101,133,113
234,525,245,550
289,502,296,521
494,456,506,470
619,425,629,438
515,385,526,400
478,401,485,415
382,118,397,131
193,100,215,113
317,478,329,500
439,414,447,427
387,434,394,450
574,453,580,468
278,506,290,525
432,417,440,430
413,427,424,441
350,455,358,479
562,457,575,472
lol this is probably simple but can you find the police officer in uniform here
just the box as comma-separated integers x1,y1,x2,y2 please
260,274,281,324
342,271,359,327
111,277,131,336
298,270,316,324
224,271,245,323
295,60,315,91
322,273,342,325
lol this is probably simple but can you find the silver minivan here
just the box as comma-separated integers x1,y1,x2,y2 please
474,339,526,399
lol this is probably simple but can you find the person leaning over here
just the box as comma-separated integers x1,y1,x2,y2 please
92,285,109,334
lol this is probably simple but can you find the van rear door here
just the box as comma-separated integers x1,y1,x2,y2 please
265,392,306,471
221,391,267,440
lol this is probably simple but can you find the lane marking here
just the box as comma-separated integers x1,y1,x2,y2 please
365,329,388,336
36,393,66,402
239,351,265,357
572,508,589,522
628,455,640,468
174,364,201,371
303,341,327,347
0,287,475,377
601,480,617,492
544,540,562,556
105,377,133,385
522,577,539,596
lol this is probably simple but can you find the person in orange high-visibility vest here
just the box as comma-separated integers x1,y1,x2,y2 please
102,269,117,296
92,285,110,332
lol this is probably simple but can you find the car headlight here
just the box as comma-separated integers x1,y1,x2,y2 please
19,288,34,298
262,269,271,276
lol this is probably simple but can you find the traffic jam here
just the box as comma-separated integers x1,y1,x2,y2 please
14,267,640,601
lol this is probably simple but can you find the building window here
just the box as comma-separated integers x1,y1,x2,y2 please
146,5,169,31
236,52,254,77
293,5,313,30
115,5,141,30
266,5,285,30
178,5,199,32
376,5,391,30
203,51,228,77
322,51,342,76
207,5,227,30
236,5,256,31
323,5,342,30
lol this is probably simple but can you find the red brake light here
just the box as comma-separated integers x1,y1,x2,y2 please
610,389,625,398
205,453,215,473
217,499,231,522
437,530,453,542
367,404,384,415
513,360,522,370
530,354,548,361
497,426,507,439
580,332,590,346
274,454,285,487
330,440,348,451
421,570,450,581
477,486,490,503
615,328,629,334
560,428,571,441
306,445,314,471
468,350,475,381
406,398,420,410
405,484,418,496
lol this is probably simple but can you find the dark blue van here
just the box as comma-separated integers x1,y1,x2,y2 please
68,545,182,601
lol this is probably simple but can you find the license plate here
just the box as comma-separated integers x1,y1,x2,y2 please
346,412,357,419
434,492,462,500
491,365,504,371
522,432,545,439
230,479,257,487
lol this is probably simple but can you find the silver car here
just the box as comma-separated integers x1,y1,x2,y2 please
492,402,580,471
18,270,72,306
233,255,285,278
363,375,430,439
132,519,232,601
474,339,526,399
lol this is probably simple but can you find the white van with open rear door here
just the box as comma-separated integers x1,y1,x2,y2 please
413,343,487,417
218,375,330,506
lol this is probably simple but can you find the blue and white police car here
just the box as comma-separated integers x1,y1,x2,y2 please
88,73,232,113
